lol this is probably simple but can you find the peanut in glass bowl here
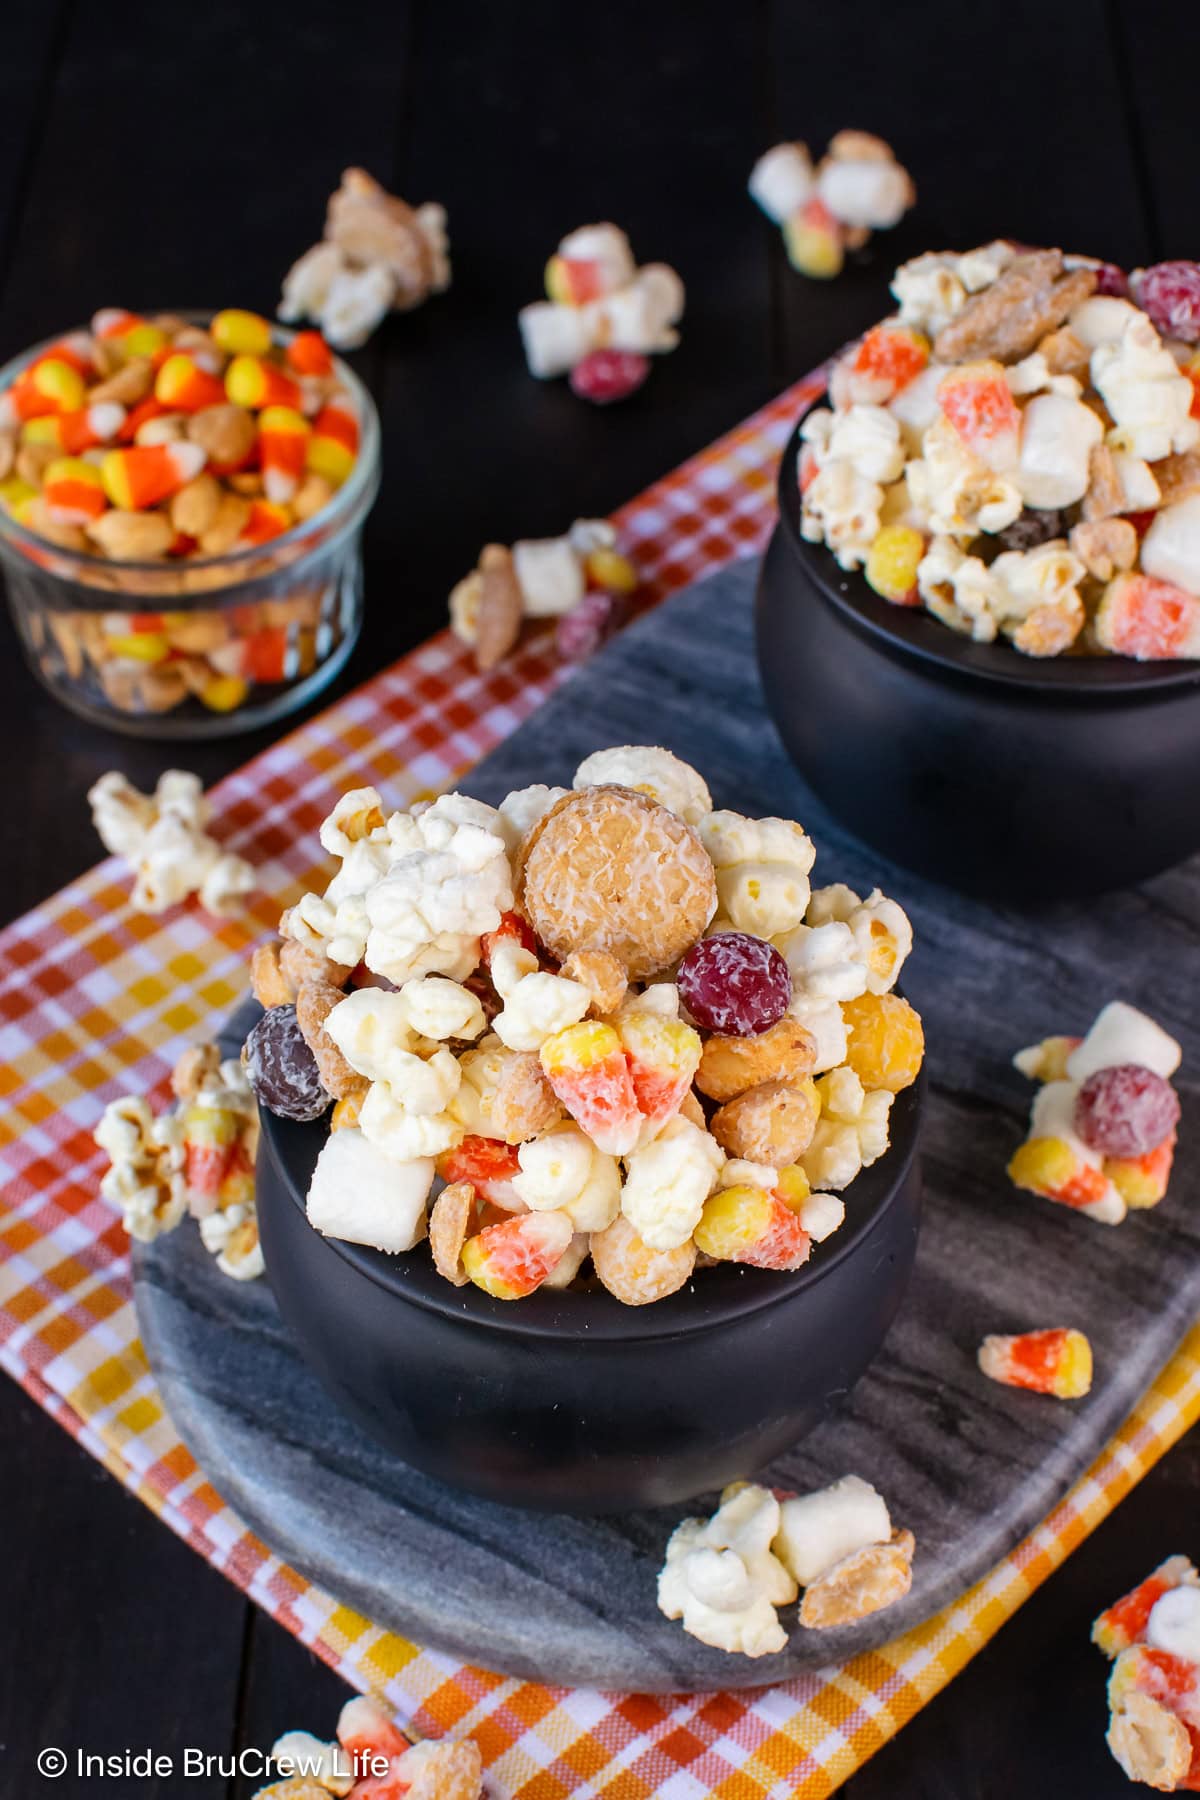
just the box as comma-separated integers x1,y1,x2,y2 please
0,318,380,738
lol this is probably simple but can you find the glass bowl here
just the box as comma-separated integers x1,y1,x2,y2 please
0,317,380,737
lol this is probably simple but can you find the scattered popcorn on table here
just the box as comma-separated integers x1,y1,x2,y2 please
978,1326,1094,1398
95,1043,262,1279
1093,1556,1200,1791
89,769,254,916
657,1473,913,1656
749,131,915,279
253,1694,482,1800
518,224,684,399
448,518,639,670
279,167,450,349
799,243,1200,658
1009,1001,1182,1224
244,747,922,1303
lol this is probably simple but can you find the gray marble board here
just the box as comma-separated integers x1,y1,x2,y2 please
135,556,1199,1693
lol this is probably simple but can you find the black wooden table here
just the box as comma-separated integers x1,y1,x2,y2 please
1,4,1195,1794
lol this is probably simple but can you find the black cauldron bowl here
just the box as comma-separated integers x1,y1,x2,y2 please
256,1075,923,1516
756,413,1200,904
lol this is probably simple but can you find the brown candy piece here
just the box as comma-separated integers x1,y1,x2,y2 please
294,979,363,1100
934,251,1096,365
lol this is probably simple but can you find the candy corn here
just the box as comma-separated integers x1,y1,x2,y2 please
850,322,930,397
438,1134,523,1208
225,353,301,411
179,1100,243,1206
0,357,87,427
211,308,273,357
258,405,311,503
116,395,167,443
1096,572,1200,661
783,198,844,279
1007,1079,1125,1223
285,329,334,377
539,1020,641,1155
100,441,206,510
1093,1556,1200,1659
154,352,225,412
1105,1131,1176,1208
1107,1644,1200,1791
306,399,359,486
460,1209,573,1298
91,309,168,360
695,1183,812,1271
615,1010,701,1131
977,1327,1093,1398
42,457,107,525
938,360,1021,470
23,401,125,453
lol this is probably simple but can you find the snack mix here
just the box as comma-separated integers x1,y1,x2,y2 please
243,746,922,1305
0,305,366,717
1093,1555,1200,1791
253,1694,482,1800
657,1473,913,1656
1009,1001,1182,1225
518,224,685,402
89,768,254,917
749,131,915,279
280,167,451,350
448,518,639,670
95,1043,262,1280
798,245,1200,657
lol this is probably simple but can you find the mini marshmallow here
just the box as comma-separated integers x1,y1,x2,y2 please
306,1128,433,1251
1015,392,1103,509
748,143,816,224
1141,494,1200,598
1146,1586,1200,1664
1065,1001,1182,1083
774,1474,892,1586
798,1189,845,1242
512,536,586,617
518,302,594,379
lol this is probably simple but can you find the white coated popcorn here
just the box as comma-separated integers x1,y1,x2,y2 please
657,1484,797,1658
306,1128,433,1252
1015,392,1103,509
96,1096,187,1243
317,263,396,351
540,1230,591,1289
798,1189,845,1242
786,992,848,1073
801,457,885,569
318,787,386,858
699,811,816,939
496,783,568,854
800,1069,893,1189
890,241,1015,337
574,745,713,825
916,536,1003,640
489,939,590,1053
748,142,816,224
557,222,637,293
513,1122,621,1231
1006,353,1083,401
805,884,912,995
363,793,513,984
1092,313,1200,462
774,1475,892,1586
621,1114,724,1250
826,405,906,484
905,416,1023,540
601,265,685,355
817,155,911,232
717,1158,778,1190
395,975,487,1044
198,1203,264,1282
1065,1001,1182,1083
617,981,680,1020
777,920,868,1003
1141,494,1200,597
88,769,255,918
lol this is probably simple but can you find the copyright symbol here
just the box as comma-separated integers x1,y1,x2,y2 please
37,1748,67,1778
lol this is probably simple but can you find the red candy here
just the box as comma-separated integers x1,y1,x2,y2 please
1092,261,1129,298
1074,1063,1180,1158
556,590,628,662
1132,261,1200,342
569,349,650,404
480,910,539,968
677,932,792,1038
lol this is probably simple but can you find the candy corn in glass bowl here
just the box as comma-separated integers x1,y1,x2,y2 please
0,310,380,737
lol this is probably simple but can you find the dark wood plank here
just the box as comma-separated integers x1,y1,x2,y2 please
841,1425,1199,1799
0,3,70,280
0,1381,246,1795
1109,0,1194,262
230,1610,356,1799
765,0,1153,382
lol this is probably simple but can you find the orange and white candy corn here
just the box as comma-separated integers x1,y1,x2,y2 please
23,400,125,453
1096,572,1200,661
460,1208,573,1298
42,456,107,525
155,352,226,412
1093,1555,1200,1660
306,398,359,486
1007,1079,1126,1224
92,309,168,359
225,353,301,412
1105,1131,1175,1209
258,405,311,503
539,1020,641,1155
239,497,292,545
695,1182,811,1271
977,1326,1093,1398
285,328,334,377
438,1134,523,1210
937,360,1021,471
100,440,206,510
0,357,86,426
615,1009,702,1132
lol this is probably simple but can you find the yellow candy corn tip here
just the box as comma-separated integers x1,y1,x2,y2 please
584,546,639,595
104,632,169,663
695,1185,773,1260
782,219,843,279
460,1237,521,1300
200,677,249,713
545,256,569,304
212,309,273,355
541,1020,621,1070
775,1165,811,1210
1007,1136,1074,1195
259,405,310,436
1058,1330,1093,1398
45,456,102,488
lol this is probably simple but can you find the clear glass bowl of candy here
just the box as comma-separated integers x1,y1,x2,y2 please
0,308,380,737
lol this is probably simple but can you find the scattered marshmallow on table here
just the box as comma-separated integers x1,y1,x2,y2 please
89,769,255,917
448,520,639,671
518,223,684,400
750,131,915,280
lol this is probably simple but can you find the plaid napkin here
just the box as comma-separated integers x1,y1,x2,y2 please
1,371,1196,1800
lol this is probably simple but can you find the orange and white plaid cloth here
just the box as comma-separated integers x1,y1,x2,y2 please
0,373,1197,1799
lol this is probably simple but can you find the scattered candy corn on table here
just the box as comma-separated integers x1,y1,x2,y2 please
1,376,1198,1799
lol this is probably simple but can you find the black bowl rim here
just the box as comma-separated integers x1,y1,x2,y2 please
777,404,1200,695
260,1067,924,1344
